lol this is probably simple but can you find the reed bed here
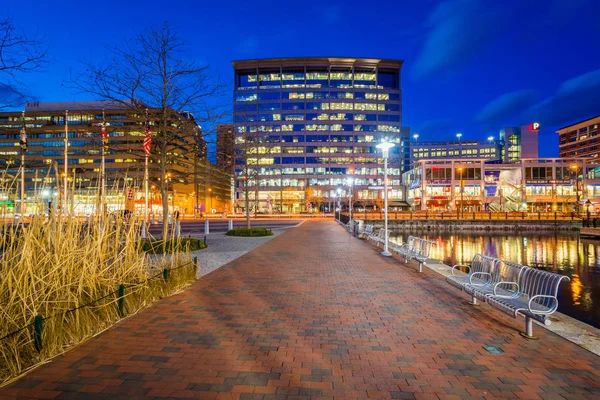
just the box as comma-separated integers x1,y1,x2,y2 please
0,214,195,385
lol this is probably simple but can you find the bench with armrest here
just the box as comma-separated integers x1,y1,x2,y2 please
367,228,384,244
486,267,570,338
446,254,499,297
463,259,527,306
363,225,374,238
394,236,435,272
395,236,417,258
446,254,569,338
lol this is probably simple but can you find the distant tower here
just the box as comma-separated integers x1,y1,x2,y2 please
217,123,234,174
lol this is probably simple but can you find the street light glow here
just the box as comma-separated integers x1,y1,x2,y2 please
488,136,494,141
456,133,462,140
376,141,395,158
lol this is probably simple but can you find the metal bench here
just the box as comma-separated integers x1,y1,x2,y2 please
447,254,570,338
372,229,391,248
446,254,499,298
405,238,435,272
394,236,435,272
486,267,570,338
463,260,526,305
367,228,383,244
362,224,374,238
395,236,417,258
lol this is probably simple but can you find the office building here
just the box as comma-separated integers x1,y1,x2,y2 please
557,115,600,161
409,124,539,167
500,124,539,163
0,101,232,215
232,57,408,212
410,138,503,166
217,123,235,174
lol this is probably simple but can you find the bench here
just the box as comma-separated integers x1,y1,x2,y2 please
362,224,374,238
487,267,570,338
395,236,435,272
446,254,499,297
446,254,569,338
371,229,391,248
366,228,383,244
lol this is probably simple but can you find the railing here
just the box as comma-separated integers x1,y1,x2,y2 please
343,211,584,221
0,258,198,353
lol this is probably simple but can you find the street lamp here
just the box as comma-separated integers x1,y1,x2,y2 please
457,166,464,219
413,133,419,142
456,133,462,141
586,199,592,226
347,177,354,224
208,187,213,212
377,142,395,257
487,136,494,142
336,188,342,220
570,164,580,216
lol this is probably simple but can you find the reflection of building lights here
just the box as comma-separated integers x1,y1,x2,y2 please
571,274,583,306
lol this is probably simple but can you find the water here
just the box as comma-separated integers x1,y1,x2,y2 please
390,231,600,329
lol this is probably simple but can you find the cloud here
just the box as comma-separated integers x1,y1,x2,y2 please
524,68,600,126
476,90,539,126
412,0,594,79
413,119,453,137
412,0,505,79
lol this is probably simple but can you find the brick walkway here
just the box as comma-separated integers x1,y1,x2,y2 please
3,220,600,399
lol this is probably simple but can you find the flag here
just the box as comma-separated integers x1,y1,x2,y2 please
100,124,108,141
143,120,152,155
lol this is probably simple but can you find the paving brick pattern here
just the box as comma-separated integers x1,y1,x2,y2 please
2,220,600,399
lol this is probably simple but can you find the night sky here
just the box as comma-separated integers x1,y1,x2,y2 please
4,0,600,159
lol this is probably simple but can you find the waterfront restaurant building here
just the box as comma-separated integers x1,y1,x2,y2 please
402,158,598,213
0,101,232,216
232,57,409,213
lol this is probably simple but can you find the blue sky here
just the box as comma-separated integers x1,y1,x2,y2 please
4,0,600,158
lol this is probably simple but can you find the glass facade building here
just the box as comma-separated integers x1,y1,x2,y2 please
233,57,407,212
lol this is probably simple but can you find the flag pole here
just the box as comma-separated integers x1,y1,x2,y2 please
101,109,106,217
20,110,26,217
142,109,150,238
64,110,68,216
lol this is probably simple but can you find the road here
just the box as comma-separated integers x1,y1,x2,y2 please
147,218,303,235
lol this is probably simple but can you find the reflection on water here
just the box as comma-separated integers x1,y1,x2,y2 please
390,231,600,328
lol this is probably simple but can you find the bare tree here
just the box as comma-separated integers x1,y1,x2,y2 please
0,17,48,108
71,22,226,238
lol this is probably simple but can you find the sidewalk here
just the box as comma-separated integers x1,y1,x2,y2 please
3,220,600,399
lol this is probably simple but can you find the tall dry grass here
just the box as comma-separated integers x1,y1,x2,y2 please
0,213,195,385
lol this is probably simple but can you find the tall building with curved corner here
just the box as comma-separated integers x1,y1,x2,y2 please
232,57,408,213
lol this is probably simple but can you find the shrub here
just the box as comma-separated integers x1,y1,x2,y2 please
226,228,274,237
140,237,207,254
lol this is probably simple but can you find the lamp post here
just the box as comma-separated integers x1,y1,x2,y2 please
347,177,354,224
377,142,395,257
208,187,213,212
457,166,464,219
336,188,341,220
570,164,581,216
413,133,419,142
586,199,592,226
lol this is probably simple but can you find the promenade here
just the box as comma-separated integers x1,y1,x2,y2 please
2,220,600,399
